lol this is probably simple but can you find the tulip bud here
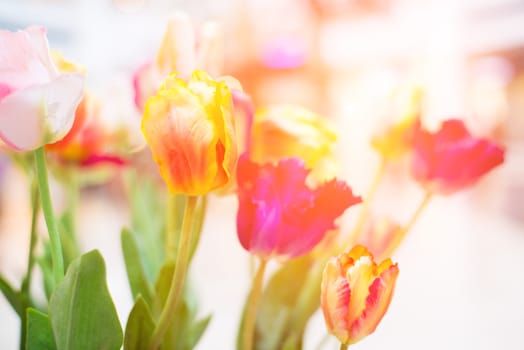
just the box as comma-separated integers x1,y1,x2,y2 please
321,245,399,345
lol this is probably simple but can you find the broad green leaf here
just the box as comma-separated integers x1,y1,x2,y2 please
124,296,155,350
49,250,123,350
0,275,22,316
26,308,57,350
121,228,154,304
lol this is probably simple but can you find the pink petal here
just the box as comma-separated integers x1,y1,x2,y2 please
0,26,57,91
0,73,84,151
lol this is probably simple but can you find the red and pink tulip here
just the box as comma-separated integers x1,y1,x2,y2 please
412,119,505,195
236,155,361,259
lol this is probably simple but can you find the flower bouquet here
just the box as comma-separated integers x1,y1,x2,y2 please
0,14,505,350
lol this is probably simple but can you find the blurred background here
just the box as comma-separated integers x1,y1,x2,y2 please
1,0,523,349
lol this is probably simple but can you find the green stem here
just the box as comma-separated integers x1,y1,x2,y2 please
64,169,79,242
241,258,267,350
149,196,198,350
383,190,432,258
21,179,39,294
165,194,178,260
189,195,207,261
343,159,386,250
339,343,348,350
34,147,64,285
19,179,39,350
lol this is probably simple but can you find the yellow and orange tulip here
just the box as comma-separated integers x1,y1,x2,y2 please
141,70,237,195
321,245,399,345
251,104,338,181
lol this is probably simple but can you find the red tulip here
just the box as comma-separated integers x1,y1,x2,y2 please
236,155,361,259
412,119,504,194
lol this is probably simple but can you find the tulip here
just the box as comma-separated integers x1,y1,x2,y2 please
46,93,126,167
251,104,338,181
321,245,399,346
371,86,423,161
0,27,84,151
371,113,417,161
133,13,223,111
412,119,505,195
141,70,237,195
236,154,361,259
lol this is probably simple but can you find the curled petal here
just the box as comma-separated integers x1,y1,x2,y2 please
412,118,505,194
236,155,360,259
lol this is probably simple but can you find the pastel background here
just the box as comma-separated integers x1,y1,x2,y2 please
1,0,523,349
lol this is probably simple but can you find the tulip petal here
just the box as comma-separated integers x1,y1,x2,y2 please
156,13,196,80
0,73,84,151
321,257,351,344
236,156,360,258
275,180,361,257
349,263,399,344
412,118,505,194
252,105,338,181
0,26,57,90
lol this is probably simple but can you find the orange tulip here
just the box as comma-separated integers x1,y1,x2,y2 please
141,70,237,195
321,245,399,345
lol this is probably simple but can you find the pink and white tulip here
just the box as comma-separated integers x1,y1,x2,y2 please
0,26,84,151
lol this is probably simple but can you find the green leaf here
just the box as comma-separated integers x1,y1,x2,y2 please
125,171,166,281
58,217,80,270
49,250,123,350
124,296,155,350
121,228,154,305
252,255,314,350
277,262,324,349
281,333,301,350
26,308,57,350
0,275,22,317
187,314,212,349
152,262,206,350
